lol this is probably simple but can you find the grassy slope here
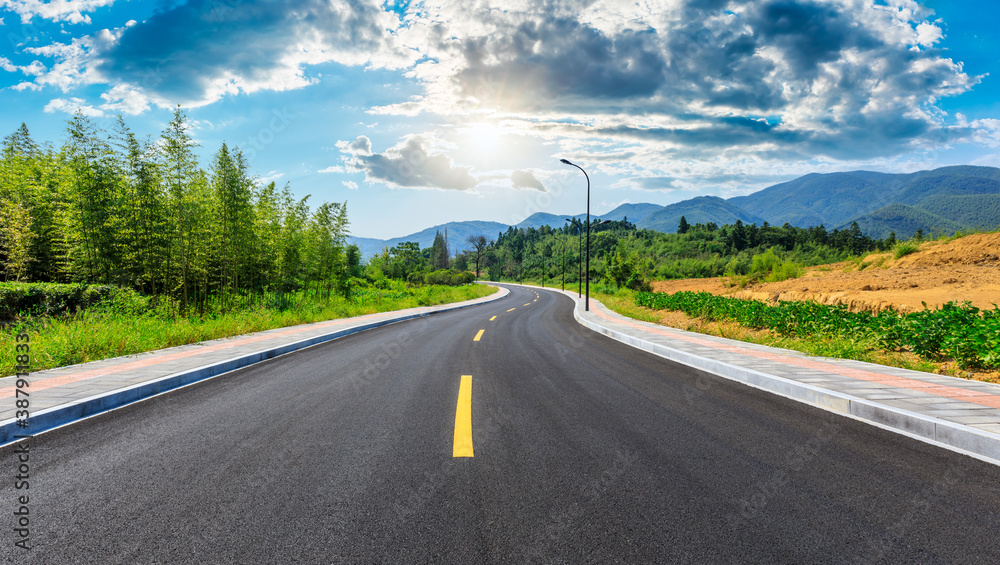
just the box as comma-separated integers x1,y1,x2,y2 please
1,284,496,377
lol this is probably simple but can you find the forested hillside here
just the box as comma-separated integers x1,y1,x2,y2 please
473,217,889,289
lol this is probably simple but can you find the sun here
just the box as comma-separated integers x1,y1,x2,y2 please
466,122,504,155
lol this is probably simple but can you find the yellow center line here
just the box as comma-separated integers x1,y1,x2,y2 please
474,329,485,341
453,375,474,457
507,307,516,312
489,315,497,321
524,303,531,306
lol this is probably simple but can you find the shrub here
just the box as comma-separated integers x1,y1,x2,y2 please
893,242,920,260
0,282,149,321
424,269,475,286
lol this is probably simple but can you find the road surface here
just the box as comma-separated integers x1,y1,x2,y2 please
3,284,1000,563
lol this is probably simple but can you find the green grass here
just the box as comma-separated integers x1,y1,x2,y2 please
634,291,1000,370
893,242,921,259
591,290,947,376
1,282,495,377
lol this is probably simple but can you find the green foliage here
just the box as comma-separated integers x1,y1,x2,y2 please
424,269,475,286
0,282,148,320
724,248,802,287
0,115,352,313
893,241,921,259
482,215,885,289
636,291,1000,369
0,281,496,376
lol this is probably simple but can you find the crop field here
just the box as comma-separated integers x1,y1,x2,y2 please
636,291,1000,370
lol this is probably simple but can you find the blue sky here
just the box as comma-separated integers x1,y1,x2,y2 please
2,0,999,239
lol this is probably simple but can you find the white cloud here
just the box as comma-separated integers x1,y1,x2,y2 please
93,0,417,108
43,97,104,117
385,0,979,172
0,56,46,76
257,171,285,185
511,169,545,191
915,22,943,47
1,0,116,24
319,165,347,174
99,84,150,115
342,180,359,190
971,119,1000,148
339,134,480,191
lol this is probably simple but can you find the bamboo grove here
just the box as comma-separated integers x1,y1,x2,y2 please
0,110,357,312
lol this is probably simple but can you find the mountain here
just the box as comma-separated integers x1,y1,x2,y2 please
598,202,663,224
916,194,1000,229
348,220,508,258
514,203,663,230
350,165,1000,258
515,213,586,231
728,165,1000,229
638,196,764,233
728,171,898,228
838,204,965,240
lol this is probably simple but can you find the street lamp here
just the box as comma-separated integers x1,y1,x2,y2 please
561,159,593,311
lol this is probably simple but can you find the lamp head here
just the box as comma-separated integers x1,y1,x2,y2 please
559,158,572,165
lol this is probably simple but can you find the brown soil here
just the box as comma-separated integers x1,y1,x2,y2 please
648,232,1000,383
652,232,1000,314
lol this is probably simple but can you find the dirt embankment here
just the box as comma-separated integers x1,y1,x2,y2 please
652,232,1000,314
646,232,1000,382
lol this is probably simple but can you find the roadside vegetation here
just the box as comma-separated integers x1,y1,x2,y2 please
634,291,1000,370
0,116,488,376
0,281,492,376
455,215,891,295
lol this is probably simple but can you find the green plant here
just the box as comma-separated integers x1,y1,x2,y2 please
893,242,921,259
635,291,1000,370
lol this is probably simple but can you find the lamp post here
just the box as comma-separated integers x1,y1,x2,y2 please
561,159,593,310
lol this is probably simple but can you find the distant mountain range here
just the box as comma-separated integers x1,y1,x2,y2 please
349,165,1000,257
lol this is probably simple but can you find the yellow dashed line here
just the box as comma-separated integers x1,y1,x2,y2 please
507,308,516,312
489,316,497,321
453,375,474,458
474,329,485,341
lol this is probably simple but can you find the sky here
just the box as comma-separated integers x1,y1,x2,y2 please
1,0,999,239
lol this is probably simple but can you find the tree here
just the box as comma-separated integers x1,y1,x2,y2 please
160,107,202,308
211,142,256,300
466,234,491,278
430,230,450,270
677,215,690,234
112,116,168,294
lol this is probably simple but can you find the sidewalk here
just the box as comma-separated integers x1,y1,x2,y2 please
0,286,509,445
544,285,1000,465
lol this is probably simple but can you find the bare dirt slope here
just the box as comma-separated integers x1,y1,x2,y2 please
652,232,1000,313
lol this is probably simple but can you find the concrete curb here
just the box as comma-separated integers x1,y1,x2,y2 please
1,285,508,444
500,282,1000,464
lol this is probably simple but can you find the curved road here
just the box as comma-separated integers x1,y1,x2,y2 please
3,284,1000,563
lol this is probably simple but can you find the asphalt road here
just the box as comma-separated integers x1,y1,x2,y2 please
3,283,1000,563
